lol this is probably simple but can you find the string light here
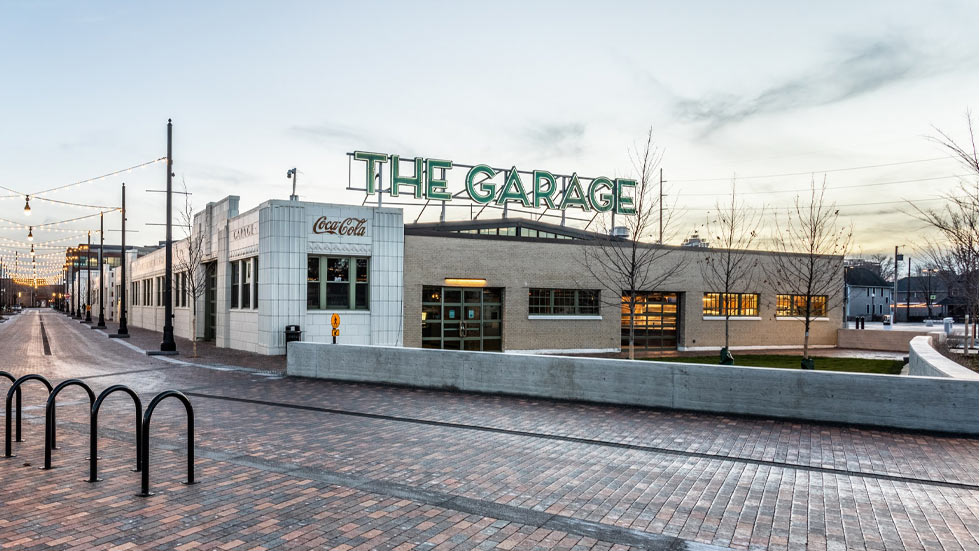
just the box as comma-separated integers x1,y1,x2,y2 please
27,227,33,241
0,157,165,198
23,196,31,216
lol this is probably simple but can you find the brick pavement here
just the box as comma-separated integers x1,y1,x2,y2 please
0,309,976,550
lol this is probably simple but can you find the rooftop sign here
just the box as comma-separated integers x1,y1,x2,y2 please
353,151,636,215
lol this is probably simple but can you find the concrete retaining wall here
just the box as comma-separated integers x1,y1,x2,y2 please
837,328,932,352
908,335,980,380
287,343,979,434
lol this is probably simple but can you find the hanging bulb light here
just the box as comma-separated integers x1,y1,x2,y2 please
27,227,33,241
23,196,31,216
30,244,35,256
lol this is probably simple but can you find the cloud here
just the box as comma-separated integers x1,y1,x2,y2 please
674,35,962,134
523,123,586,159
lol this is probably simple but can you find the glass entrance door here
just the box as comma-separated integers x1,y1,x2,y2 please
422,286,503,351
622,292,679,350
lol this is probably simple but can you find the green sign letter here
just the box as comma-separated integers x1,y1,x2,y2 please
353,151,388,194
465,165,497,204
390,155,423,198
559,173,590,211
614,178,637,215
425,158,453,200
496,167,532,207
532,170,557,209
588,177,615,213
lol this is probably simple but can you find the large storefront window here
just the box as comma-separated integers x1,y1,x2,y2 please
307,256,369,310
422,286,502,351
230,258,259,310
702,292,759,317
776,294,827,317
528,288,600,315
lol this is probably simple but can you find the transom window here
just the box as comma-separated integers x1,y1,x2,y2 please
307,256,369,310
776,294,827,317
529,288,600,315
702,292,759,317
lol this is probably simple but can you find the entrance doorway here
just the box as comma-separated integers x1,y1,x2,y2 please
421,286,503,351
622,291,679,351
204,262,217,341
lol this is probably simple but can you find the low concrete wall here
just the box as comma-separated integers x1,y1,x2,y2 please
837,328,932,352
288,343,979,434
908,335,980,380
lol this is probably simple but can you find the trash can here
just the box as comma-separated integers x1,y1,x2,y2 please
720,347,735,366
285,324,302,343
943,317,954,335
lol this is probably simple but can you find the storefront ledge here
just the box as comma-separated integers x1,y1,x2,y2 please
701,316,761,321
510,347,620,355
678,344,836,352
527,315,602,321
776,317,830,322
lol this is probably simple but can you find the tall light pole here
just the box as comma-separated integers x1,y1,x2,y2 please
84,232,92,323
96,212,106,328
922,268,939,319
112,183,130,338
159,119,177,353
893,246,903,322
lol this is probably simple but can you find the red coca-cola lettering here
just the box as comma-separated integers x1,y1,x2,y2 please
312,216,367,237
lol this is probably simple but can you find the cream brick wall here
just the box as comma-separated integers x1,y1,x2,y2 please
404,234,842,352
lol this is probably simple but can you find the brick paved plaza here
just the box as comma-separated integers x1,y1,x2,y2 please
0,309,976,550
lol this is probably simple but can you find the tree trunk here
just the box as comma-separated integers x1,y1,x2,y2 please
628,299,636,360
803,320,811,359
191,298,198,358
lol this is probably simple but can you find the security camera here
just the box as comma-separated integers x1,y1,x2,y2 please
287,168,296,178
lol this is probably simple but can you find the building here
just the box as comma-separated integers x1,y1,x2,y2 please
895,273,969,321
94,195,844,355
844,267,893,321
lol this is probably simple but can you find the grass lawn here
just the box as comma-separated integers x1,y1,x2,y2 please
650,354,905,375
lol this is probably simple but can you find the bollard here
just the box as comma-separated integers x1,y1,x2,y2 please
5,374,53,457
43,379,95,470
138,390,196,497
89,385,143,482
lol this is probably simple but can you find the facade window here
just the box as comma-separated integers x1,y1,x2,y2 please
156,276,163,306
528,288,600,315
241,260,251,309
252,257,259,307
702,292,759,317
229,258,258,310
307,256,369,310
230,261,239,308
776,294,828,317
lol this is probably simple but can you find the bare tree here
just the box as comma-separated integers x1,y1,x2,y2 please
699,179,762,353
174,179,208,357
867,253,896,281
582,127,686,360
909,112,979,348
764,177,851,364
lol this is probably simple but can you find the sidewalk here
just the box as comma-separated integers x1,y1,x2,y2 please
73,314,286,373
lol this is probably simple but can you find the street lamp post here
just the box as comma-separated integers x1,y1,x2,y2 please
159,119,177,354
922,268,939,319
84,232,92,323
96,212,106,328
112,183,130,339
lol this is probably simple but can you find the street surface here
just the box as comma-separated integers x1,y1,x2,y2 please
0,309,976,550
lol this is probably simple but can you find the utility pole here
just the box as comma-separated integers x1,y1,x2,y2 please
96,212,106,328
159,119,178,354
893,246,902,322
905,258,912,322
287,168,298,201
112,183,130,338
84,231,92,323
658,168,664,244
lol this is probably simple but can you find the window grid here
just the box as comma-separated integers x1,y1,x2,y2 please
702,292,759,317
776,294,828,317
528,288,601,316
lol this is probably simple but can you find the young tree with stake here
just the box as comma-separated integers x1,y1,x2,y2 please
583,127,685,360
764,178,851,366
174,180,208,358
698,179,762,358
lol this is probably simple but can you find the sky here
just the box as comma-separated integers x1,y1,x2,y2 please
0,1,977,282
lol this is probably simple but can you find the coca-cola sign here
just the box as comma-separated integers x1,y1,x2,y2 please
313,216,368,237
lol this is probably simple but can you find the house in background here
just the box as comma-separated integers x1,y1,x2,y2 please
844,267,893,321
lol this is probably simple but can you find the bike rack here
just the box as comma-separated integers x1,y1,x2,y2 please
43,379,95,470
5,374,53,458
0,371,23,442
138,390,196,497
89,385,142,482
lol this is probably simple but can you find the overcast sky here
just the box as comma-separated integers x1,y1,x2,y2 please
1,1,976,281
